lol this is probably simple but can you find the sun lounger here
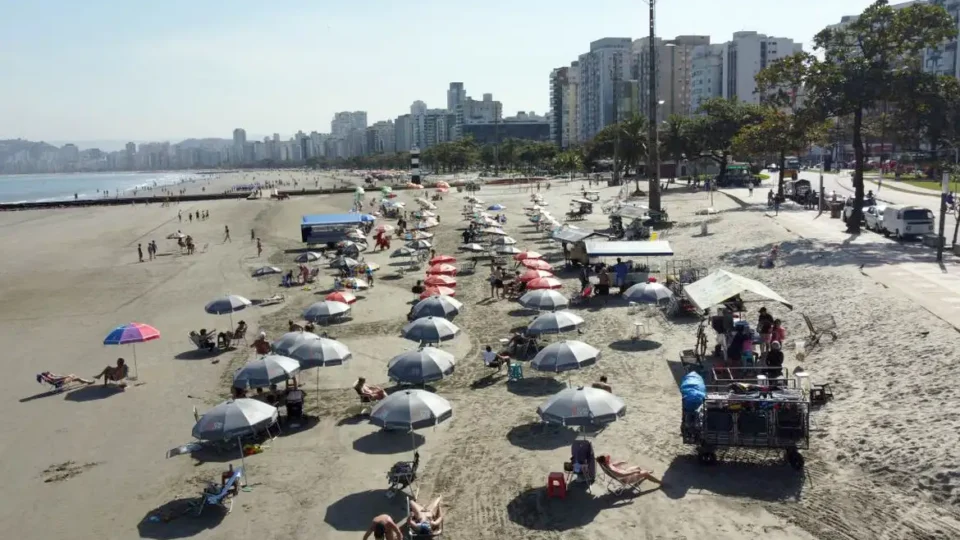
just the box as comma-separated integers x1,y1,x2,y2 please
194,467,243,515
36,372,89,393
596,455,652,495
407,495,443,538
251,294,285,307
189,331,218,352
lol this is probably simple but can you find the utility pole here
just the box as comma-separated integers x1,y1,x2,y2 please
647,0,661,211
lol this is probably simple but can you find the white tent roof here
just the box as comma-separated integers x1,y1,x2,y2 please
683,269,792,310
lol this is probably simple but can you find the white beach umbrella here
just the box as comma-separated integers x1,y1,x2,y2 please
252,266,282,277
204,295,252,328
518,289,569,311
387,348,456,384
370,389,453,431
460,243,486,252
492,236,517,246
410,295,463,320
527,310,584,336
286,337,352,368
530,341,601,373
303,300,352,322
401,316,460,344
496,246,523,255
537,386,626,427
233,354,301,388
622,282,674,304
294,251,323,263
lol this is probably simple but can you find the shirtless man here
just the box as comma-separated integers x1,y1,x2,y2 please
363,514,402,540
92,358,129,386
408,497,444,536
596,455,662,485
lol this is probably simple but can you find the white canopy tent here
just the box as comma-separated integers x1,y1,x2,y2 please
683,269,793,310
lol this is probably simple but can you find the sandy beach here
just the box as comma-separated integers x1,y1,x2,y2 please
2,173,958,540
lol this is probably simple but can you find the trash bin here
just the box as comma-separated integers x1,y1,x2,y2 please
829,203,842,219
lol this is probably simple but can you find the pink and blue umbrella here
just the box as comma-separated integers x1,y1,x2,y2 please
103,322,160,380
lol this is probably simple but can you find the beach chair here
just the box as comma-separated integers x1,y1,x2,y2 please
563,440,596,490
596,455,649,495
195,467,243,515
189,330,217,352
386,452,419,498
803,312,838,348
36,372,83,393
406,496,443,538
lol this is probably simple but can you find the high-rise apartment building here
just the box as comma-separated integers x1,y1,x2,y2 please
366,120,396,155
447,82,466,111
549,67,569,147
395,114,415,152
331,112,368,139
410,100,428,148
689,32,802,112
634,35,709,122
462,94,502,124
565,61,580,148
232,128,247,164
577,38,633,142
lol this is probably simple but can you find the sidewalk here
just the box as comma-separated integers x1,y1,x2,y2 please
720,189,960,330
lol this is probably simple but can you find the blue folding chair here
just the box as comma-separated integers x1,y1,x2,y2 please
196,467,243,515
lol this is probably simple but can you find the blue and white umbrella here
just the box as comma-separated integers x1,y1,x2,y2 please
303,300,351,322
233,354,301,389
387,348,456,384
401,316,460,344
537,386,626,427
370,389,453,431
527,310,584,335
488,204,506,211
410,296,463,320
205,294,252,328
530,341,600,373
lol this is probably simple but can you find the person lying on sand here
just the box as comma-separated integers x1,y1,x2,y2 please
363,514,402,540
92,358,129,386
408,496,444,536
596,455,662,485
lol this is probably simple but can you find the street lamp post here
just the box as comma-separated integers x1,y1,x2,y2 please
646,0,661,211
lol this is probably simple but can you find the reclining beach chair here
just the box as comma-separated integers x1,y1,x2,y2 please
406,496,443,538
596,455,649,495
195,467,243,515
386,452,419,499
36,372,84,393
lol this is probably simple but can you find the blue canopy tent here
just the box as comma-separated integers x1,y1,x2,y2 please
300,213,375,244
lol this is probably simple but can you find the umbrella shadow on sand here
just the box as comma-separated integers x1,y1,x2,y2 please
660,454,805,502
608,339,662,352
136,497,226,539
506,422,577,451
20,388,69,403
505,376,566,397
352,430,426,455
325,490,405,531
63,385,125,402
506,486,637,531
174,349,223,361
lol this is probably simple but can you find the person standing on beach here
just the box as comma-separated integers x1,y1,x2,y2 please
224,225,231,243
189,213,193,223
256,238,263,257
137,244,144,263
250,229,255,241
178,210,182,223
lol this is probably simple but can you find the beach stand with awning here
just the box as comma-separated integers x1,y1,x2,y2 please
682,269,793,310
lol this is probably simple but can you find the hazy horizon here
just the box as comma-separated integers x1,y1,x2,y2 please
2,0,883,143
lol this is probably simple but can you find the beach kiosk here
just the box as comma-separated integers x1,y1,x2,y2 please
300,213,375,245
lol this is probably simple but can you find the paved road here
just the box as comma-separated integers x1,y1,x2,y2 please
796,170,959,242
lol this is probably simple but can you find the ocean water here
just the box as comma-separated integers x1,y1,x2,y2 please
0,172,203,204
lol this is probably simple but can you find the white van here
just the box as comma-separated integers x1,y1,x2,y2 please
881,205,935,239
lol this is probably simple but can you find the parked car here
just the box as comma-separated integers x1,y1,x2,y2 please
881,205,935,240
864,205,886,232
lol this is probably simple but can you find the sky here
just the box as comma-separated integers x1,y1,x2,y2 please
0,0,886,145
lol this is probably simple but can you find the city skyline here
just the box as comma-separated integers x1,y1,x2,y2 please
1,0,884,142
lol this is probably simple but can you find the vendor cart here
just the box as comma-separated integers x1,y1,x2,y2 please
680,370,810,470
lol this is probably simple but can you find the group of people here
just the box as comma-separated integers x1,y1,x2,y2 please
712,305,787,379
177,209,210,223
137,240,159,262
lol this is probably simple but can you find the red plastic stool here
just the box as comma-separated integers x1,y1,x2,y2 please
546,472,567,499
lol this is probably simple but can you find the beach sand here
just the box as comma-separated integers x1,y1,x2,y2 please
1,175,958,540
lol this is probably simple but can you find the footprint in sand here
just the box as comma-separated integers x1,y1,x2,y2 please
41,461,101,483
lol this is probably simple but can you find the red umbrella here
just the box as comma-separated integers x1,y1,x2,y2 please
521,259,553,271
514,251,543,261
426,263,458,276
420,286,456,299
325,291,357,304
519,269,554,282
425,275,457,287
527,276,563,290
429,255,457,265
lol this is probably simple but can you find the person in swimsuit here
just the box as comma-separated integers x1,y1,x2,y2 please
596,455,662,485
408,497,444,536
363,514,402,540
92,358,129,386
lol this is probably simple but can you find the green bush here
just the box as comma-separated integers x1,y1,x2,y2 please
756,173,771,180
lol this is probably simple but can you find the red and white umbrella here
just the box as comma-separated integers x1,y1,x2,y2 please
420,286,456,299
375,224,395,234
426,263,458,276
325,291,357,304
435,181,450,188
527,277,563,290
429,255,457,265
521,259,553,271
519,269,554,282
425,275,457,287
514,251,543,261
